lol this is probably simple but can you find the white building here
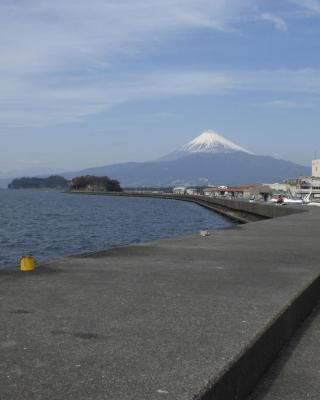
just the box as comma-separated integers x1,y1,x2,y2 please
266,183,289,192
173,187,186,195
280,159,320,202
185,188,198,195
312,159,320,177
284,177,320,202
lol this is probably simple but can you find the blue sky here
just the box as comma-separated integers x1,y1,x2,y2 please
0,0,319,177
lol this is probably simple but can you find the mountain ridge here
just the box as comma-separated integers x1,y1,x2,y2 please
62,151,310,187
3,130,310,188
61,130,309,186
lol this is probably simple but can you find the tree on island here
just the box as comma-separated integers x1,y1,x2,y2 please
69,175,122,192
8,175,69,189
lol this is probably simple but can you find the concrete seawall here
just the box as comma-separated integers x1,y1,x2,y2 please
1,196,319,400
68,191,306,223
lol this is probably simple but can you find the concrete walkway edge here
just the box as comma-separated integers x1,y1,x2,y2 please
196,274,320,400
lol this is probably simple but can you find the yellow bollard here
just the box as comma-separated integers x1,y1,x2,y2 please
20,256,35,272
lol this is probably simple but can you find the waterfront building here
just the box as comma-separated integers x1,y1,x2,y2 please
245,185,273,201
185,188,198,195
173,187,187,195
203,185,269,200
274,160,320,202
266,183,288,192
312,159,320,177
283,177,320,202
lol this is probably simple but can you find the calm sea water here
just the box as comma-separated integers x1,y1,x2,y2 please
0,190,234,268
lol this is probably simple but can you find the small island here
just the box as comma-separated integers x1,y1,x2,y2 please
69,175,122,192
8,174,123,192
8,175,69,190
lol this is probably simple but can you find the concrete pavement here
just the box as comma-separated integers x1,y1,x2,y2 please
1,202,320,399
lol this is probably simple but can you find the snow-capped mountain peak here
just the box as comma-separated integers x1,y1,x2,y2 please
181,130,252,154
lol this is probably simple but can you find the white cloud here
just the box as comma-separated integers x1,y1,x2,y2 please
0,0,249,75
0,68,320,127
258,100,317,109
257,13,288,31
0,1,318,127
290,0,320,13
0,0,252,127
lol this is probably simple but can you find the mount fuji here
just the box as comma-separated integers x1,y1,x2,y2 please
63,130,310,187
160,130,253,161
182,130,252,154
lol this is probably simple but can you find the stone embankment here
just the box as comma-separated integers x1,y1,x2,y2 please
1,195,319,400
68,191,305,223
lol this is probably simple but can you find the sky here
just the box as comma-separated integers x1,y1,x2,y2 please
0,0,320,177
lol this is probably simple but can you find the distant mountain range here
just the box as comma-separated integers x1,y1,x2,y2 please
62,130,310,187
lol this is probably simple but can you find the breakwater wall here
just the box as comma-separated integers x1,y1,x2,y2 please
68,191,306,223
